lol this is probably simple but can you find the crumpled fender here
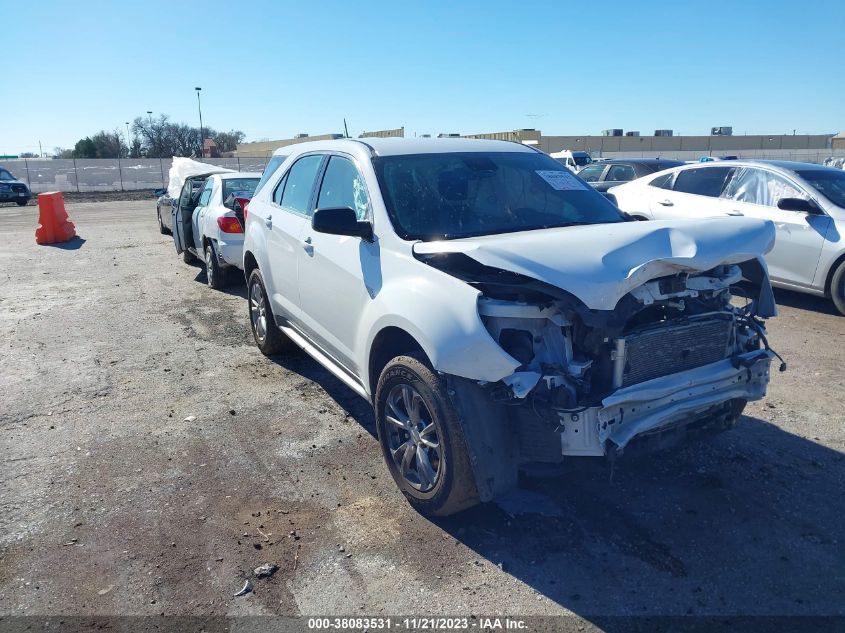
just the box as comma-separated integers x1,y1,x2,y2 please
357,255,520,395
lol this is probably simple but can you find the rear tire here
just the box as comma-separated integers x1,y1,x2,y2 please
830,260,845,316
204,243,228,289
247,268,294,355
374,352,479,516
16,199,28,207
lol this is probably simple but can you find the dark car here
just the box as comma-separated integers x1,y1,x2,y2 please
577,158,685,192
0,167,31,206
155,188,173,234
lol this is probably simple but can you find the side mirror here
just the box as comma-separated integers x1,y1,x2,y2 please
312,207,372,240
154,188,166,197
777,197,822,214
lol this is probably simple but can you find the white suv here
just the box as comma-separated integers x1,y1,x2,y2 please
243,138,780,516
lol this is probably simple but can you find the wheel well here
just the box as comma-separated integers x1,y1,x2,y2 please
824,252,845,297
243,251,258,279
368,327,427,396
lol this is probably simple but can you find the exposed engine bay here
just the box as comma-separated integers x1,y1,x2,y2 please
419,249,782,459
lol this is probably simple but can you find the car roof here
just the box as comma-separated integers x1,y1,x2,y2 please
218,171,261,179
272,137,536,158
599,158,684,166
746,159,840,173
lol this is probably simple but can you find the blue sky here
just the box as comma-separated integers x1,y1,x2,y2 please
3,0,843,154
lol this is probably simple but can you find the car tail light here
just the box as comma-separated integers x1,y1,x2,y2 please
235,197,251,221
217,216,243,233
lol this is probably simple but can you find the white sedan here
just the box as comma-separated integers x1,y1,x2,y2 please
608,160,845,314
173,172,261,288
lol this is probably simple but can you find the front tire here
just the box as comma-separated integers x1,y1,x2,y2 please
830,260,845,316
375,352,479,516
204,243,228,289
247,269,294,355
17,199,28,207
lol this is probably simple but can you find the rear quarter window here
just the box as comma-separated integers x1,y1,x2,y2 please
254,155,288,195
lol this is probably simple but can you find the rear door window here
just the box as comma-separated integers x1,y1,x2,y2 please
197,179,214,206
577,164,605,183
672,167,733,197
606,164,636,182
279,155,324,216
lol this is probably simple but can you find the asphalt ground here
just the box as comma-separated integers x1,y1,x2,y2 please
1,201,843,630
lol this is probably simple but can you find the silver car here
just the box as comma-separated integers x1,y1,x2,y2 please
608,160,845,314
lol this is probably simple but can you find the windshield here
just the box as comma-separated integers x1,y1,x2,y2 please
796,169,845,208
573,155,592,166
0,169,13,180
373,151,623,240
222,177,260,199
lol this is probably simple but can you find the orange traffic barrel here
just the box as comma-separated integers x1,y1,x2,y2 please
35,192,76,245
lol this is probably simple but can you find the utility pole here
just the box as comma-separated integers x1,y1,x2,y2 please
195,87,204,158
38,141,43,158
126,122,131,157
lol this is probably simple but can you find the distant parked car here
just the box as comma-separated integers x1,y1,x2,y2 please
172,172,261,288
155,188,173,233
549,150,593,172
577,159,685,193
609,160,845,314
0,167,31,206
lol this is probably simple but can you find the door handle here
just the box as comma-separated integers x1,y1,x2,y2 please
726,210,744,216
302,236,314,254
658,199,674,206
264,214,272,228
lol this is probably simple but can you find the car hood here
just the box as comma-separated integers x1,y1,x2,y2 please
412,217,776,311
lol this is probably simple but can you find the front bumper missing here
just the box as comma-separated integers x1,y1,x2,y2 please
554,349,774,456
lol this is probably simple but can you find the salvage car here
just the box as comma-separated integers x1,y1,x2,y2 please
609,160,845,314
578,158,685,193
172,171,261,288
0,166,31,206
243,138,781,516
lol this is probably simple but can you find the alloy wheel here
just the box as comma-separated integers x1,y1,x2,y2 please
384,384,442,492
250,281,267,343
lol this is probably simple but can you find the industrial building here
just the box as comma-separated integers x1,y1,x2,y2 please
235,127,844,163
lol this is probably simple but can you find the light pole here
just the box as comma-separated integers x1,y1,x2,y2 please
147,111,154,158
195,87,204,158
125,121,131,157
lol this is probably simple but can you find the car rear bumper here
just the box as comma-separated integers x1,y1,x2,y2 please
216,237,244,269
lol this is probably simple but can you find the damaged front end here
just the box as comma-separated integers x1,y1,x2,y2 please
421,249,783,462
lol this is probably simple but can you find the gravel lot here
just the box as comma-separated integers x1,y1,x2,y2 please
1,201,843,627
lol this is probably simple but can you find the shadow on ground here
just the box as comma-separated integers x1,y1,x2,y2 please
773,287,839,316
267,346,844,622
43,235,86,250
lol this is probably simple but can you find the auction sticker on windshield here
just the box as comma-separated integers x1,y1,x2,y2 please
535,170,589,191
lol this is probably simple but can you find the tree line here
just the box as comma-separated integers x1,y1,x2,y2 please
52,114,245,159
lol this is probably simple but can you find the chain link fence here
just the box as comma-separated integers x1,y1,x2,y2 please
0,157,271,193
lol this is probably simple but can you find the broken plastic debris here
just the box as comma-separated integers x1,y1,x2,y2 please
183,415,196,422
253,563,278,579
233,579,253,596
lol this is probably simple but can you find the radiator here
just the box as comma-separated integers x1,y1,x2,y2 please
615,318,733,388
